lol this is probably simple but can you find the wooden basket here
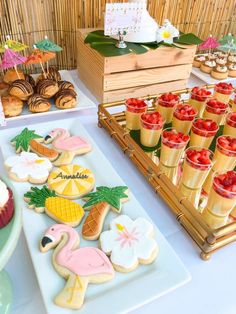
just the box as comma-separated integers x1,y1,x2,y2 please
98,86,236,260
77,29,196,103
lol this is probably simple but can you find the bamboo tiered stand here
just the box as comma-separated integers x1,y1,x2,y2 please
98,85,236,260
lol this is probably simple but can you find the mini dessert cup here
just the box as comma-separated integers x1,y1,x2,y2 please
140,112,165,147
180,147,214,207
125,98,147,130
223,112,236,137
202,168,215,195
200,60,216,74
160,128,189,167
232,96,236,112
155,93,180,124
202,171,236,229
172,104,197,134
190,119,219,148
189,87,212,118
158,163,179,185
213,82,234,104
193,55,206,68
213,135,236,171
203,99,228,125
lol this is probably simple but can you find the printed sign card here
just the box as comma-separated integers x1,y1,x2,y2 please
105,2,145,36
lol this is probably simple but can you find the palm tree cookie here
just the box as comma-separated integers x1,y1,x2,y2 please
24,186,84,227
82,186,129,240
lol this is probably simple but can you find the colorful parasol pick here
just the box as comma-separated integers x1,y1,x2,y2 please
35,35,62,52
198,34,219,51
218,39,236,54
219,33,236,45
0,45,27,78
25,45,56,78
0,35,28,53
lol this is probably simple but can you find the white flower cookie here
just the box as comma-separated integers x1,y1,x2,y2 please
5,152,52,184
100,215,158,272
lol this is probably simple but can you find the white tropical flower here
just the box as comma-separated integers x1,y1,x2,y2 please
156,21,179,44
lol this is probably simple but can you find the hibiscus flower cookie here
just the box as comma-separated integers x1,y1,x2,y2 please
5,152,52,184
100,215,158,272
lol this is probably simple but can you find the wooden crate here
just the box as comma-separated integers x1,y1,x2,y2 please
77,29,197,103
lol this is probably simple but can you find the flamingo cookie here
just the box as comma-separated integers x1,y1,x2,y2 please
44,128,92,166
40,224,114,310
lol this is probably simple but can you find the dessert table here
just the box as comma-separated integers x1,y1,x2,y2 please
4,70,236,314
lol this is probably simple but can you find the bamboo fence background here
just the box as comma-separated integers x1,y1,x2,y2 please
0,0,236,72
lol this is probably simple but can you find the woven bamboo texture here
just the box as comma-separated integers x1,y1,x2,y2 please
0,0,236,71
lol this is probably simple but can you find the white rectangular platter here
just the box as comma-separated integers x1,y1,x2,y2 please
0,117,190,314
2,70,95,124
192,67,236,84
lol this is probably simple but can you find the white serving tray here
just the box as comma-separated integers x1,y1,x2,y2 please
0,117,190,314
2,70,95,124
192,67,236,84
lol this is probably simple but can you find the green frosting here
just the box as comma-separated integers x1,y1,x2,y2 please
11,128,42,152
83,186,128,212
24,186,56,209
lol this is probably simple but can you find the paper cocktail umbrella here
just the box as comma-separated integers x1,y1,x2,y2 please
218,39,236,54
0,35,28,53
219,33,236,45
0,45,27,78
25,46,56,78
198,35,219,51
35,36,62,52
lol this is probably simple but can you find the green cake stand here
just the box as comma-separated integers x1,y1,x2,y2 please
0,177,22,314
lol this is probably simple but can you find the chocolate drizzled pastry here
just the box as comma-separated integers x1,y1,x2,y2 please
36,79,59,98
54,89,77,109
25,74,36,89
28,94,51,113
9,79,34,101
58,80,75,91
37,66,61,83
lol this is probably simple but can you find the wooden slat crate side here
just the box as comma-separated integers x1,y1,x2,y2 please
103,64,192,91
102,79,187,103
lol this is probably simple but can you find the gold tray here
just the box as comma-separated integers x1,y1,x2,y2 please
98,85,236,260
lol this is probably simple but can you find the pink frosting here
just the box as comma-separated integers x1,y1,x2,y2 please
49,128,91,151
44,224,114,277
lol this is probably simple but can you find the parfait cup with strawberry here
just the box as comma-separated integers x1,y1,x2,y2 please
203,99,228,125
203,135,236,194
190,119,219,148
159,128,189,184
155,93,180,124
213,82,234,104
232,95,236,112
202,171,236,229
140,112,165,147
223,112,236,137
179,147,214,209
172,104,197,134
189,87,212,118
125,98,147,130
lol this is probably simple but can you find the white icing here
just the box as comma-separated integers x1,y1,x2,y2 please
229,63,236,70
5,152,52,181
216,58,226,65
216,66,228,72
208,53,216,60
195,56,205,61
100,215,157,269
228,55,236,62
0,179,9,207
205,60,216,67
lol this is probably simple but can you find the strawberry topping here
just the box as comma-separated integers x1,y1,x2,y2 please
186,148,212,170
215,82,234,95
205,99,228,115
191,87,211,102
192,119,218,137
126,98,147,113
213,171,236,199
217,136,236,157
174,104,197,121
162,129,189,148
158,93,180,108
141,112,164,130
226,112,236,128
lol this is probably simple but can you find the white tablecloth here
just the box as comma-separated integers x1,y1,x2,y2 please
5,71,236,314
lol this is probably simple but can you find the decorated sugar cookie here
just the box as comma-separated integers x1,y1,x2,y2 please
40,224,114,310
100,215,158,272
47,164,95,199
82,186,129,241
44,128,92,166
10,128,59,161
5,152,52,184
24,186,84,227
